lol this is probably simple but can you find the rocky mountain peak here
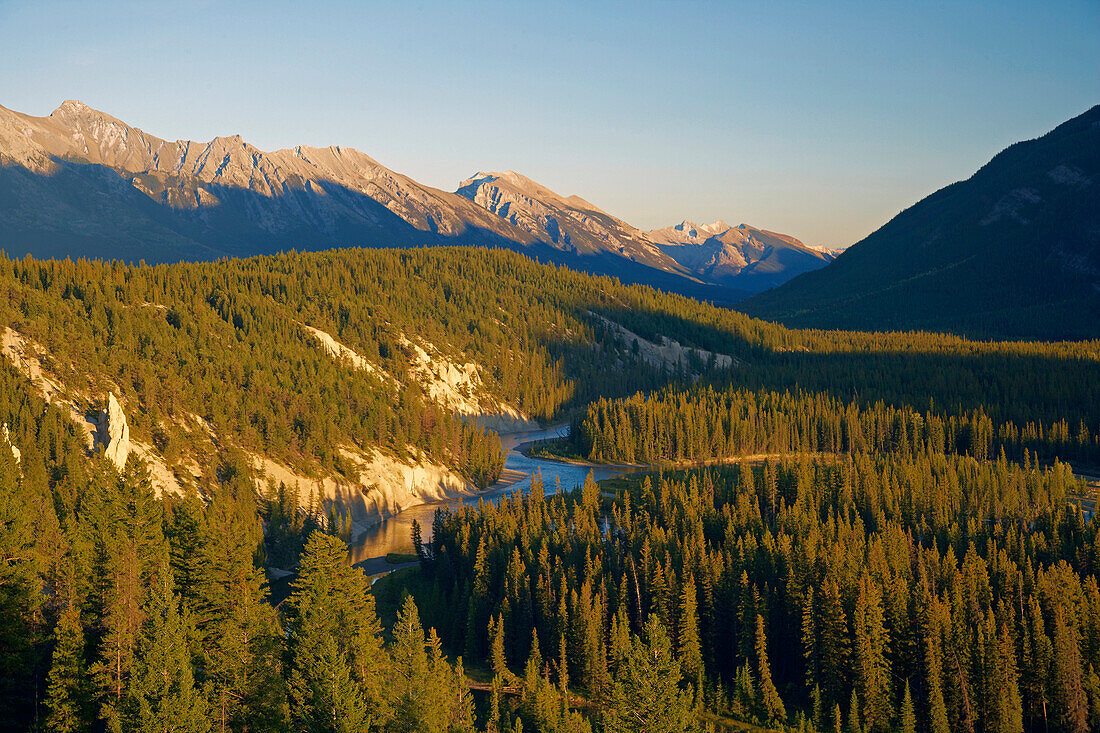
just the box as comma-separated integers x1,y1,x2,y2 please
0,98,830,300
53,99,90,114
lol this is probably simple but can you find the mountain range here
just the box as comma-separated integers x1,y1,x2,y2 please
0,100,832,301
741,104,1100,340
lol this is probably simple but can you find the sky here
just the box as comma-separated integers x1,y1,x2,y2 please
0,0,1096,247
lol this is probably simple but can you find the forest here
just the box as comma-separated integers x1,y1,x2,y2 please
420,452,1097,733
0,245,1098,731
570,385,1099,467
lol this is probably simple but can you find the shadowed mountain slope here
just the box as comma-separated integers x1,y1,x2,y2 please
740,105,1100,340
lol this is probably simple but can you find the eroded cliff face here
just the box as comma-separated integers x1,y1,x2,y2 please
1,328,182,496
252,446,475,530
399,336,540,432
2,423,20,464
589,312,739,371
302,322,539,433
99,392,131,470
0,323,502,519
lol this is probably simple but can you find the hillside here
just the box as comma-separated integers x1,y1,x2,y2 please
1,243,1098,731
0,246,772,531
1,244,1095,529
740,104,1100,340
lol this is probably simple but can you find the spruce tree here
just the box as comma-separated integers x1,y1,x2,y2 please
603,616,693,733
390,595,464,731
678,574,703,693
200,478,288,732
898,681,916,733
1052,610,1088,733
44,602,92,733
286,532,385,732
125,563,209,733
490,613,510,681
853,578,892,732
755,613,786,726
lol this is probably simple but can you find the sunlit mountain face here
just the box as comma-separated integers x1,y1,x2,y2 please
0,100,829,301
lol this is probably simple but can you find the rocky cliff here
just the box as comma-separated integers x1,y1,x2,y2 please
99,392,131,470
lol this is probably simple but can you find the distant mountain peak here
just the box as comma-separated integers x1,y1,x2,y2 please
53,99,91,113
645,219,827,289
0,98,830,302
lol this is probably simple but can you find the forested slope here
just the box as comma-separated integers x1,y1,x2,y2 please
2,244,1099,730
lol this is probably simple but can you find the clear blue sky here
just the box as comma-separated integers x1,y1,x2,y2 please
1,0,1096,247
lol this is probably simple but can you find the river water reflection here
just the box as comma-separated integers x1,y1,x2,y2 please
347,424,641,566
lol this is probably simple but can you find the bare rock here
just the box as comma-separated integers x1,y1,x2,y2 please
100,392,131,470
2,423,19,464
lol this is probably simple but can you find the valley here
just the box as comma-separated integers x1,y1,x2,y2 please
0,15,1095,726
1,240,1097,732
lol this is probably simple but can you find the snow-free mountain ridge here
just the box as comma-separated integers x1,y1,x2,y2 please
0,100,830,299
739,104,1100,340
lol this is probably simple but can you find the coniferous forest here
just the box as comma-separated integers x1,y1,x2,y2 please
0,246,1098,732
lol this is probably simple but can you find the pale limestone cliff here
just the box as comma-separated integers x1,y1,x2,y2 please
252,445,476,528
303,325,393,382
99,393,131,470
400,336,539,432
589,312,738,371
2,423,20,464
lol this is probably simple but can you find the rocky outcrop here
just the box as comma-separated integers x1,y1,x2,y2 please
252,446,476,528
2,327,97,447
456,170,678,271
590,312,738,371
99,393,131,470
303,324,394,383
401,336,539,433
2,423,20,464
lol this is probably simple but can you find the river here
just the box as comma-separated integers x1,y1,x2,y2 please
347,424,640,568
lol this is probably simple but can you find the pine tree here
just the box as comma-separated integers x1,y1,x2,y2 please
987,619,1024,733
523,628,543,700
802,587,818,692
846,689,861,733
678,574,703,692
853,577,892,732
490,613,510,681
755,613,787,725
286,532,385,732
390,595,463,731
1052,610,1088,733
819,580,851,709
200,476,288,732
603,616,694,733
898,681,916,733
90,464,167,729
923,613,950,733
812,685,825,732
124,563,209,733
44,602,92,733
